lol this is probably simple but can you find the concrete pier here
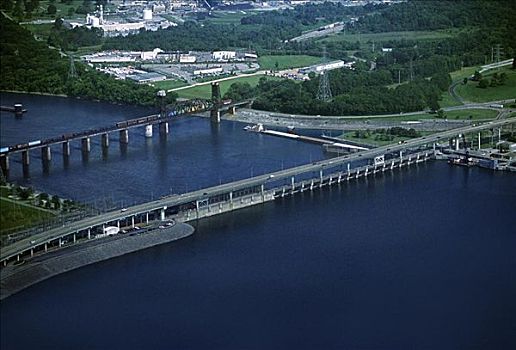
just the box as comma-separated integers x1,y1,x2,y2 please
145,125,153,138
41,146,51,161
119,129,129,144
21,150,30,166
210,109,221,123
0,155,9,174
14,104,24,118
62,141,70,157
81,137,91,153
101,133,109,148
159,122,169,135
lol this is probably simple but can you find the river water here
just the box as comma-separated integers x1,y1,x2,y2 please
1,93,515,349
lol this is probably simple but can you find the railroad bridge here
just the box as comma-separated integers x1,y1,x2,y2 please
1,117,514,267
0,83,252,177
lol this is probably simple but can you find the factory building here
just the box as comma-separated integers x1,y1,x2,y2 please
193,67,224,76
212,51,237,61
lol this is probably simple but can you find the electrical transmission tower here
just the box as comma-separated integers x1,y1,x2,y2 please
495,44,503,63
68,55,77,80
317,47,332,102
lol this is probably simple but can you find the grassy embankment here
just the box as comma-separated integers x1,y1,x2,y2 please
0,187,54,236
319,30,455,46
152,80,189,91
202,11,251,25
338,130,439,147
258,55,323,70
176,75,280,100
455,67,516,103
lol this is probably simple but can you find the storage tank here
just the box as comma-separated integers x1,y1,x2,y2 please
143,9,153,21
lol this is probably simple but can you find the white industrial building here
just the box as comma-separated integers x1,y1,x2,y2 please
212,51,237,61
299,60,346,74
179,54,197,63
141,48,164,60
193,67,223,76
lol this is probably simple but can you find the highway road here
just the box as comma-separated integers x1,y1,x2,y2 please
2,117,515,264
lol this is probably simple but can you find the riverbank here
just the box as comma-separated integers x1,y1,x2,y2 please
0,90,68,98
0,223,195,300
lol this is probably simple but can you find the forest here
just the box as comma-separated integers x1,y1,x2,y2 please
225,69,450,116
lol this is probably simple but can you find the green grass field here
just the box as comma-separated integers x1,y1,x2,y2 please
438,66,480,107
152,80,189,90
319,30,455,44
455,67,516,103
204,11,249,24
177,75,280,99
440,109,499,120
339,132,415,147
0,198,54,236
258,55,323,70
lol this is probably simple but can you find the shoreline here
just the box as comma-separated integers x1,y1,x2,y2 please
0,223,195,301
0,90,156,108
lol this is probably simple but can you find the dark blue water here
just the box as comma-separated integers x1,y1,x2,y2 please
1,93,516,349
0,92,326,206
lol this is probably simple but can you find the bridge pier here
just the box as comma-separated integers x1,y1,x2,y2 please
101,133,109,148
228,106,236,115
131,216,135,228
81,137,91,153
21,150,30,177
119,129,129,144
14,104,24,118
210,109,221,123
41,146,51,162
0,155,9,175
159,122,169,135
62,141,70,157
87,228,91,240
160,207,166,221
22,150,30,166
145,125,153,138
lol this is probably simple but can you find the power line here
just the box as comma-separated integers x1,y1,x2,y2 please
317,46,332,102
68,55,77,80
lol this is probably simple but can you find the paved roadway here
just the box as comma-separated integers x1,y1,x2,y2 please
2,117,515,264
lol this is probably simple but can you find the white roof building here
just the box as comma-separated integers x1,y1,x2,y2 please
212,51,237,61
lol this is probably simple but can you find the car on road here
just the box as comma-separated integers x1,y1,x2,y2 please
121,208,127,212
